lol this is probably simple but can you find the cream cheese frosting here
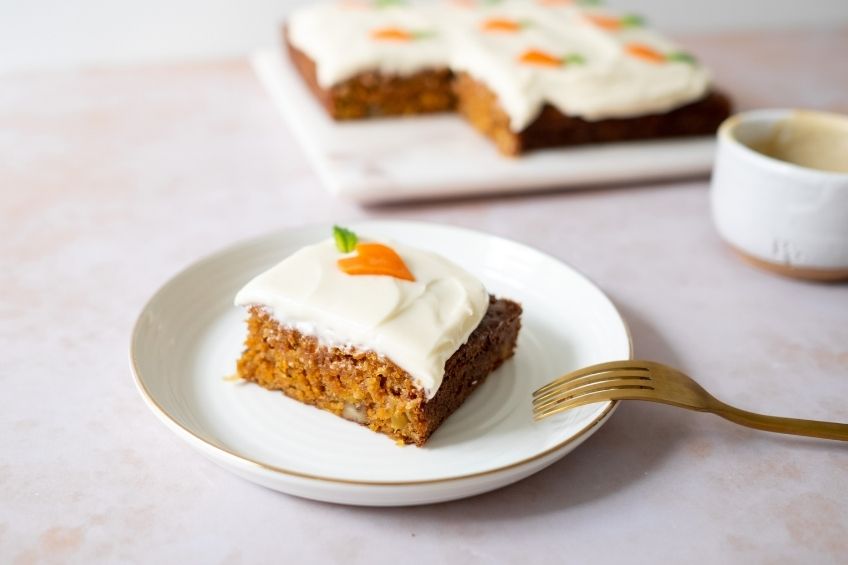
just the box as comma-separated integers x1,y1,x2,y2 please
234,237,489,399
288,2,450,89
286,0,711,130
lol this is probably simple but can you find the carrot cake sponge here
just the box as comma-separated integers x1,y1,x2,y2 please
234,226,522,446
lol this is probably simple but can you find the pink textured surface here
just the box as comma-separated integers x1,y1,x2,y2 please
1,29,847,564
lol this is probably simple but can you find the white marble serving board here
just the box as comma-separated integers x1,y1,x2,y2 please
251,48,718,204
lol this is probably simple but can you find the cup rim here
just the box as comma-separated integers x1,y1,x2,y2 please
718,108,848,180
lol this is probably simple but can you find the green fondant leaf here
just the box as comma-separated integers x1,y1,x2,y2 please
333,225,359,253
563,53,587,65
374,0,406,8
667,51,697,64
621,14,646,27
413,30,438,39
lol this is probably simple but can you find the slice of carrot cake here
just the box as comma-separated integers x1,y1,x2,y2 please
234,226,522,446
286,1,455,119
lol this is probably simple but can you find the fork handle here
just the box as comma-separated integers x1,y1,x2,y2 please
712,402,848,441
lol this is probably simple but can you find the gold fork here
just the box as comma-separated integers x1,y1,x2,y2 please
533,360,848,441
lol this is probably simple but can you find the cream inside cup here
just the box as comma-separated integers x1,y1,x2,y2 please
746,111,848,174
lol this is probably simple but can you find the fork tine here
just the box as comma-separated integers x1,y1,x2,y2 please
533,380,654,415
533,360,649,398
532,370,651,404
533,387,658,421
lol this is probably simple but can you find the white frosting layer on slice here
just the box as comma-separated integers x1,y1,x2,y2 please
288,2,449,88
448,4,711,130
286,0,711,130
235,238,489,399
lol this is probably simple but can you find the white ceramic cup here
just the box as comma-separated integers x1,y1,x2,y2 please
711,109,848,281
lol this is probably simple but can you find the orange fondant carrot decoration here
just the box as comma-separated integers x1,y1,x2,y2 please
585,14,621,30
626,43,665,63
482,18,523,32
585,13,644,31
518,49,585,67
518,49,562,67
371,27,414,41
338,243,415,281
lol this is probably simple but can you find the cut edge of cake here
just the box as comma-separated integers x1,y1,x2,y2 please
452,72,733,155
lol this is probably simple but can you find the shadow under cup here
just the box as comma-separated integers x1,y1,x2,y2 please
710,109,848,281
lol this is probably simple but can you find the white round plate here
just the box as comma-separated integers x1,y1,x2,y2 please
131,221,631,506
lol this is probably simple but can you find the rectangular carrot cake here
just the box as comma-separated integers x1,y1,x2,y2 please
234,226,522,446
283,0,731,155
